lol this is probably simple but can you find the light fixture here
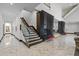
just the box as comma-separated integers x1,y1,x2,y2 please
10,3,14,6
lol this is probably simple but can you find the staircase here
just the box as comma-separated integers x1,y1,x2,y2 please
20,17,43,48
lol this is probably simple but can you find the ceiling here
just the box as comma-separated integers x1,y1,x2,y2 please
60,3,78,17
0,3,78,16
39,3,78,17
0,3,78,23
45,3,78,17
0,3,39,12
0,3,39,23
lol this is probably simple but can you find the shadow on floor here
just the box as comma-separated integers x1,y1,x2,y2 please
74,48,79,56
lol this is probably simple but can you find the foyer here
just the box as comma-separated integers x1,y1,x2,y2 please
0,3,79,56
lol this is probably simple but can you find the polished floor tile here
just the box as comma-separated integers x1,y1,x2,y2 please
0,34,77,56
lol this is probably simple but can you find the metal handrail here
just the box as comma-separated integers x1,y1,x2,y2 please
29,26,40,36
21,24,30,39
20,19,31,40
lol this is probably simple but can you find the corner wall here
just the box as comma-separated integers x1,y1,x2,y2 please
0,14,4,40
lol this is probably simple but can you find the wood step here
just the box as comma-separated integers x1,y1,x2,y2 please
29,36,40,39
23,34,37,37
28,39,42,45
30,34,38,36
28,28,35,31
27,37,40,42
28,39,41,42
30,32,35,34
29,32,36,34
24,35,39,38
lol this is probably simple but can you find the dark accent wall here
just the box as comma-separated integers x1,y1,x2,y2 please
37,10,54,40
57,21,65,34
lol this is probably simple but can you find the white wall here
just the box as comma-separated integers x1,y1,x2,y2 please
53,19,58,31
65,6,79,32
12,18,26,42
65,6,79,23
20,10,32,26
0,14,4,40
65,23,79,33
51,3,64,21
12,10,31,42
31,3,64,29
0,10,20,35
35,4,52,15
0,10,20,23
30,11,37,29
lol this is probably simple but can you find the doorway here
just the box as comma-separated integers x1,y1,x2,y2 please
1,23,12,46
4,23,11,34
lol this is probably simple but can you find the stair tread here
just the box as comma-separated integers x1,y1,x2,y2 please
29,32,36,34
27,37,40,42
28,28,34,31
29,37,40,39
24,35,39,38
28,39,42,45
30,34,38,36
30,33,37,34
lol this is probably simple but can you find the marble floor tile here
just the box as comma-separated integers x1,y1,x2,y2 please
0,34,77,56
